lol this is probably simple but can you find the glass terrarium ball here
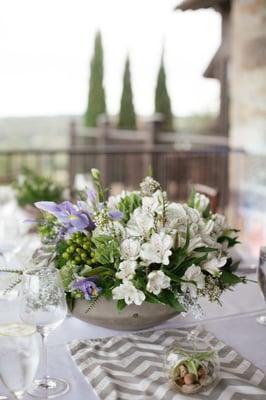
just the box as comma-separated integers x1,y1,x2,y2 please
164,336,220,394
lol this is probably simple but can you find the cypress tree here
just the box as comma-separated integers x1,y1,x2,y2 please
155,54,174,131
84,31,106,127
118,56,136,130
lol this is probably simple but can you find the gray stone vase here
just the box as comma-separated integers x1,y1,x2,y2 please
72,298,179,331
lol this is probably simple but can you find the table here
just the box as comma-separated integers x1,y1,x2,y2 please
0,271,265,400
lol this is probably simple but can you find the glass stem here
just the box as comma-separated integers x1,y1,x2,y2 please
40,331,49,385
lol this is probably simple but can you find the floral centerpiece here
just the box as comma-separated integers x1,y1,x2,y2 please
34,169,246,324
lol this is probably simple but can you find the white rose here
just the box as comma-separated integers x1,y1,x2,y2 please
120,239,140,260
112,281,145,305
146,270,171,295
116,260,137,281
140,231,173,266
202,257,227,276
181,265,205,298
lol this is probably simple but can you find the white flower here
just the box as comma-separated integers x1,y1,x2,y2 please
200,219,214,236
116,260,137,281
184,205,201,224
212,213,227,237
142,195,160,215
202,257,227,276
194,193,210,213
146,270,171,295
120,239,140,260
187,235,204,253
112,281,145,305
107,190,132,210
165,203,187,230
92,221,125,239
126,208,154,238
140,231,173,265
181,265,205,298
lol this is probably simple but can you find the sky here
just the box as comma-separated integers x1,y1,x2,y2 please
0,0,221,118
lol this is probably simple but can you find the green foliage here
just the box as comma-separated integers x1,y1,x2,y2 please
117,192,142,223
84,31,106,127
91,235,120,266
217,230,240,248
38,214,58,242
60,261,78,291
220,270,246,287
155,53,174,132
13,168,63,207
118,56,136,130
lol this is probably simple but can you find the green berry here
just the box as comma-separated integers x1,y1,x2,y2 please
75,256,81,263
62,252,69,260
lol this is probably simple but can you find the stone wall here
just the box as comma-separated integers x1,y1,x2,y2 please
230,0,266,152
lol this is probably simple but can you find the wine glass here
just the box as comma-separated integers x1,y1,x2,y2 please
0,323,40,399
257,246,266,325
19,266,69,398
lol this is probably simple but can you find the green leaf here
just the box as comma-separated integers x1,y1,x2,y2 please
193,247,217,253
158,289,185,312
220,271,246,286
116,299,127,311
82,266,113,277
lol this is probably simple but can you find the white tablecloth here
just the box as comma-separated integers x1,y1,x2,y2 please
0,271,265,400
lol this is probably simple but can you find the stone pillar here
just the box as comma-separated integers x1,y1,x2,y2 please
229,0,266,255
68,120,77,195
96,114,110,185
230,0,266,151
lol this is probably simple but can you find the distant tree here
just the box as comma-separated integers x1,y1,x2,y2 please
84,31,106,127
155,53,174,131
118,56,136,130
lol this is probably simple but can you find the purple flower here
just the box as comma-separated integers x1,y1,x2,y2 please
35,201,95,234
87,189,97,204
72,278,101,300
108,210,124,220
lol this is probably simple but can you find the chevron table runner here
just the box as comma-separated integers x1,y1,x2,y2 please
68,328,266,400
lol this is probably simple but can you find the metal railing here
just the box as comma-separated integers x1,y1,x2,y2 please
0,145,237,207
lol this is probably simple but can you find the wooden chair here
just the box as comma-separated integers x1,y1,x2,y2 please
193,183,219,213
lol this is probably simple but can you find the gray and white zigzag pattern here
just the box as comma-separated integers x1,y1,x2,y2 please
69,328,266,400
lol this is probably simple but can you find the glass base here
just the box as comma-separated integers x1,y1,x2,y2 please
27,378,70,398
256,315,266,325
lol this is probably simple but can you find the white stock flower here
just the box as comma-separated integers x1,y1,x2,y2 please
116,260,137,281
112,281,145,305
202,257,227,276
140,231,173,265
120,239,140,260
146,270,171,295
181,265,205,298
126,208,154,238
194,193,210,213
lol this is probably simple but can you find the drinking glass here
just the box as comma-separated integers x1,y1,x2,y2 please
19,266,69,398
0,323,40,399
257,246,266,325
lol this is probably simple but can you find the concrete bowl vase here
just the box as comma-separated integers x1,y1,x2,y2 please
72,298,179,331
